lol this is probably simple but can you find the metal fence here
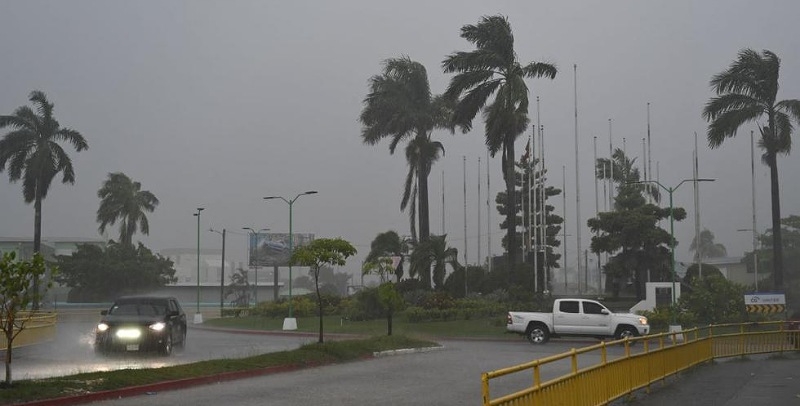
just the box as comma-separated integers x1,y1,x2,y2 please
482,322,800,406
0,312,57,350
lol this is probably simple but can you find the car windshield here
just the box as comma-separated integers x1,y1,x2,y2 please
109,302,168,316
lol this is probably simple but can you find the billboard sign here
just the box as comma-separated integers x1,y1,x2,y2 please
247,233,315,267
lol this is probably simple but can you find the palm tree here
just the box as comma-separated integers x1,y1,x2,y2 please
409,235,460,290
595,148,660,205
360,57,453,244
0,90,88,303
443,15,557,265
690,229,728,261
96,172,159,246
703,49,800,289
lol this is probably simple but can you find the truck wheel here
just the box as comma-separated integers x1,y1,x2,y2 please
616,326,638,341
526,323,550,344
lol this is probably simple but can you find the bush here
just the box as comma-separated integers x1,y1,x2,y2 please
403,306,459,322
341,287,384,321
250,296,317,318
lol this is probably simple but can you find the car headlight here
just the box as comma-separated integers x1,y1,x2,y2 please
97,323,109,332
149,322,166,332
639,317,648,326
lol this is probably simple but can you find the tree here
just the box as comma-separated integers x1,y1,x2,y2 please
496,158,563,291
290,238,357,343
365,230,408,281
55,242,176,302
689,229,728,261
225,267,250,308
679,273,746,325
96,172,159,246
588,152,682,299
362,262,405,336
0,91,89,304
360,57,453,244
443,15,557,266
595,149,660,204
408,235,460,290
0,252,49,385
703,49,800,290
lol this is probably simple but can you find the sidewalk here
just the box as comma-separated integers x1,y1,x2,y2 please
623,352,800,405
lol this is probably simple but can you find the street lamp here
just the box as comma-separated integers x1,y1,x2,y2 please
631,179,715,326
193,207,205,324
210,228,226,317
264,190,318,331
243,227,269,306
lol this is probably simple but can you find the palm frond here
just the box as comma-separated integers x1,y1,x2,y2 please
522,62,558,79
702,94,764,121
776,99,800,121
55,128,89,151
706,105,763,148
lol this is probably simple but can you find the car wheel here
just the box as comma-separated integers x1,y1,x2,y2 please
160,333,173,356
526,323,550,345
616,326,638,341
176,330,187,350
94,344,107,356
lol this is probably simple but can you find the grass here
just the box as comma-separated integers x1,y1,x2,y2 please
205,315,513,339
0,335,437,405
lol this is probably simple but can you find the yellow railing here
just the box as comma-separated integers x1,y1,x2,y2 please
482,322,799,406
0,312,57,350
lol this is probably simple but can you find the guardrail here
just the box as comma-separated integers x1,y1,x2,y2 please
0,312,58,350
482,321,800,406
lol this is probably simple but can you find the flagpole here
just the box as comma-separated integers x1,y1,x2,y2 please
533,97,540,293
442,170,445,235
593,135,600,294
608,119,614,209
487,149,492,273
563,164,568,293
693,132,702,278
541,124,548,292
477,157,481,269
463,155,468,295
573,63,582,295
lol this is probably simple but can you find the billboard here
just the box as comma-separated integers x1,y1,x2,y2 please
247,233,315,267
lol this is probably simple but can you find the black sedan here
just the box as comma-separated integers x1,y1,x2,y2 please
95,296,187,356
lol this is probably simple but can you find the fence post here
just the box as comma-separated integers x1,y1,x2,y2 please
481,372,490,406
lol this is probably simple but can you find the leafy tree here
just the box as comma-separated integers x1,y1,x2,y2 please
408,235,460,290
679,273,746,325
496,158,563,291
689,229,728,261
0,91,89,305
360,57,453,243
291,238,357,343
588,152,683,299
0,252,49,385
703,49,800,290
362,262,405,336
225,267,250,308
96,172,159,246
443,14,557,265
55,242,176,302
745,215,800,304
443,265,488,299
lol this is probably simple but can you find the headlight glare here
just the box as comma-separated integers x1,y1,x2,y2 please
97,323,109,332
149,322,166,331
639,317,648,325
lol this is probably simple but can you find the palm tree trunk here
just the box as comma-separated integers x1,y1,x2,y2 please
417,153,431,243
32,188,42,310
767,153,784,289
505,141,518,266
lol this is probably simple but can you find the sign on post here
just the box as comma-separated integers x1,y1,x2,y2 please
744,293,786,314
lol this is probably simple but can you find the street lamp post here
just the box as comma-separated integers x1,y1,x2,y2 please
264,191,318,331
193,207,205,324
243,227,269,306
737,228,759,291
633,179,715,326
210,228,226,317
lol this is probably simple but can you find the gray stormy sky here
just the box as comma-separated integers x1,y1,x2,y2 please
1,1,799,279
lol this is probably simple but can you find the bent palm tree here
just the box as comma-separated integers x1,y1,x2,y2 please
703,49,800,289
409,235,460,290
690,229,728,261
0,90,89,303
443,15,556,265
97,172,160,246
360,57,453,245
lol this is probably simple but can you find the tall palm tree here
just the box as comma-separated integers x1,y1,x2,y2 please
443,15,557,265
703,49,800,289
0,90,88,303
96,172,159,246
409,234,460,289
360,57,453,245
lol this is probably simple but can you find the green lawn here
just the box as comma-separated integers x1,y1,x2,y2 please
205,315,514,339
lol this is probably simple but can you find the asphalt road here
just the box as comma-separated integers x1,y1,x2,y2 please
9,321,316,380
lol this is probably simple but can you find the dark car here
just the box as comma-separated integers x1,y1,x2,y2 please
95,295,187,356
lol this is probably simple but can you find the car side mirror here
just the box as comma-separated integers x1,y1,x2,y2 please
601,309,610,315
100,310,108,316
168,310,180,317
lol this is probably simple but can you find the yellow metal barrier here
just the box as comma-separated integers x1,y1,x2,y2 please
482,322,798,406
0,312,57,350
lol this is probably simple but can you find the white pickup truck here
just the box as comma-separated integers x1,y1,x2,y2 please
506,298,649,344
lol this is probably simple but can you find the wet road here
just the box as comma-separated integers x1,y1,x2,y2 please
9,321,316,380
